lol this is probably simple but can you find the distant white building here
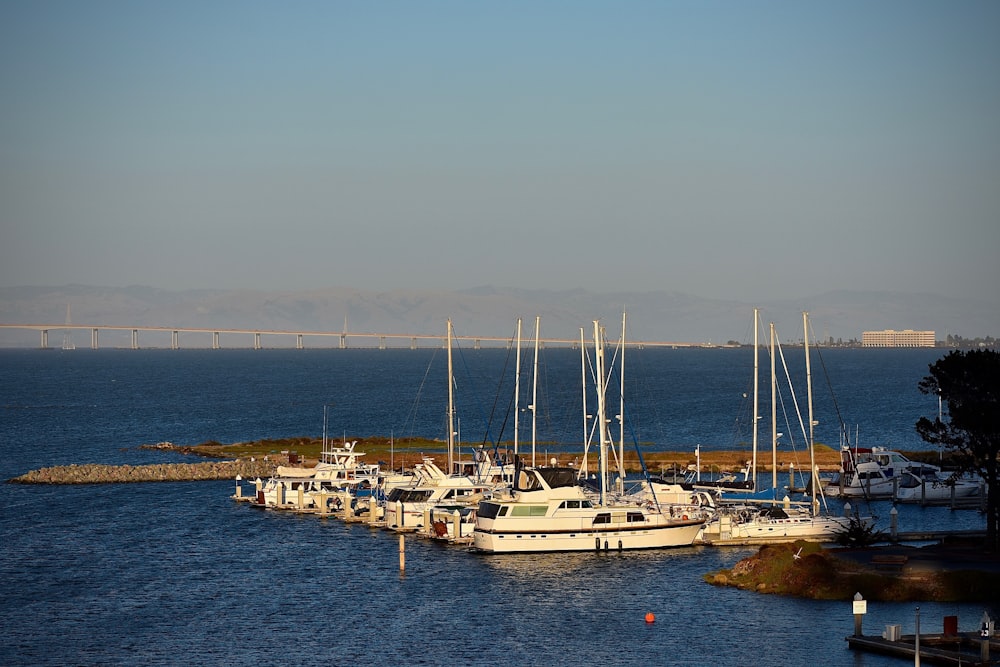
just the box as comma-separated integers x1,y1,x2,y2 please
862,329,935,347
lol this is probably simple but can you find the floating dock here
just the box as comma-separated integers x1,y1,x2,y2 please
847,633,998,666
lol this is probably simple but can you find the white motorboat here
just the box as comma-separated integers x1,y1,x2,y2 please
382,457,493,529
894,468,985,503
252,439,384,510
824,446,941,499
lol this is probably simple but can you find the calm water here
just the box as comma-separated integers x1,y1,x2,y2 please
0,347,991,666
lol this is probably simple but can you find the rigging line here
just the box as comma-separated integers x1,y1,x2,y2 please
618,397,663,514
472,324,519,454
775,330,832,512
450,326,501,449
398,346,440,439
810,327,853,449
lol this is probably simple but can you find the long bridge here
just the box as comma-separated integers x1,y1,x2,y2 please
0,323,715,350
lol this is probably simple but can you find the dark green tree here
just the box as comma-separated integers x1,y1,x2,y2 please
916,349,1000,553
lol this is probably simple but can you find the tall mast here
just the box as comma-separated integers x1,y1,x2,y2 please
514,318,521,460
803,311,817,514
752,308,759,491
594,320,608,506
618,311,626,494
579,327,588,477
531,315,540,468
770,321,778,493
447,319,455,475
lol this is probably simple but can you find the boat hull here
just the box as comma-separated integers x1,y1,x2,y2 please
472,520,703,553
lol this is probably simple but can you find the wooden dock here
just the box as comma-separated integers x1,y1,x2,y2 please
847,633,999,665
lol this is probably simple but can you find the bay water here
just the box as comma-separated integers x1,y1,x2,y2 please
0,346,991,666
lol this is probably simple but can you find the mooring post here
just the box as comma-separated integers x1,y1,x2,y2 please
915,606,921,667
982,611,993,663
890,506,898,541
853,592,866,637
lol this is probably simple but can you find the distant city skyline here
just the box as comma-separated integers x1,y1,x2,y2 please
2,2,998,308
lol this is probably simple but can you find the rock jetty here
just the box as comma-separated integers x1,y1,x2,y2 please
9,459,276,485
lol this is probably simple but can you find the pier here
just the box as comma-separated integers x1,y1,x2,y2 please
847,633,999,665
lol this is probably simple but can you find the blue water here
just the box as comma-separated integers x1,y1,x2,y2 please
0,347,991,666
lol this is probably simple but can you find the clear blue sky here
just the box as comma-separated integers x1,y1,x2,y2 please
2,1,998,303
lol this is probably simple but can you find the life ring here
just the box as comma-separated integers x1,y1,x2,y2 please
682,514,688,520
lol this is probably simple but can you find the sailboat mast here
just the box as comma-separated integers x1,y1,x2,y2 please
618,311,626,494
447,319,455,475
594,320,608,506
770,321,778,492
579,327,589,477
322,404,329,463
514,318,521,460
803,311,817,513
752,308,759,490
531,315,540,468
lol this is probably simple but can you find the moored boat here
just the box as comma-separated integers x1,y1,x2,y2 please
473,463,704,553
824,446,941,499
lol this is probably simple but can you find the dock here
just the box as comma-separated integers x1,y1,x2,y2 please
847,633,999,666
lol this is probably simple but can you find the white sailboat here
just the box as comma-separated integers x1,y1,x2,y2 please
471,320,705,553
697,311,856,545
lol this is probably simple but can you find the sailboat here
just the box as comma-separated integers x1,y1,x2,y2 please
471,320,705,553
697,311,856,545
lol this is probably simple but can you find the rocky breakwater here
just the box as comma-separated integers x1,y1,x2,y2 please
9,458,277,485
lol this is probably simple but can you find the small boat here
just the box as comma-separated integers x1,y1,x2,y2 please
697,502,855,545
824,447,941,499
893,468,985,503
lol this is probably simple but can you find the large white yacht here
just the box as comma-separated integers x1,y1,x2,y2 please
472,463,704,553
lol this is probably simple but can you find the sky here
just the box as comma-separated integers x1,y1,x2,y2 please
2,1,998,304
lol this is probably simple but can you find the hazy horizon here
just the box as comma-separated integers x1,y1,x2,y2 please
2,3,998,306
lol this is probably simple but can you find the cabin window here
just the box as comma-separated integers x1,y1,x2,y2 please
627,512,645,523
478,502,502,520
511,505,548,517
593,513,610,525
559,500,581,509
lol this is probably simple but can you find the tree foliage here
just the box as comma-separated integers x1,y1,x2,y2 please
916,349,1000,552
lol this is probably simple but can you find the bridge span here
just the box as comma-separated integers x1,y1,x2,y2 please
0,323,713,350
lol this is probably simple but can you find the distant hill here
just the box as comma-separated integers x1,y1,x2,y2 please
0,284,996,348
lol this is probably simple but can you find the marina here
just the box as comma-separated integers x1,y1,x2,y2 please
1,345,993,666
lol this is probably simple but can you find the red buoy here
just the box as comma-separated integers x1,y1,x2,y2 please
644,612,655,624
